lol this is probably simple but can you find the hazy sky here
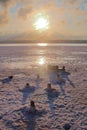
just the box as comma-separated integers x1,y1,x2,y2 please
0,0,87,41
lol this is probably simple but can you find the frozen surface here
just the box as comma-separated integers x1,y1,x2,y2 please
0,44,87,130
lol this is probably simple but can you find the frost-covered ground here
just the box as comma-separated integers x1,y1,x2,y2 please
0,44,87,130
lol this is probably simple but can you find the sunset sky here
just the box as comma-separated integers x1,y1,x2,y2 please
0,0,87,41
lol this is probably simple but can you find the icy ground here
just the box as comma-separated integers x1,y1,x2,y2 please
0,45,87,130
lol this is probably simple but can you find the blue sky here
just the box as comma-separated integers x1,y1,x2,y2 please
0,0,87,41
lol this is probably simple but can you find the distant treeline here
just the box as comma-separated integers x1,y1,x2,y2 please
0,40,87,43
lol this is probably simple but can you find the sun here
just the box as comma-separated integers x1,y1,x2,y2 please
34,15,49,30
35,17,48,30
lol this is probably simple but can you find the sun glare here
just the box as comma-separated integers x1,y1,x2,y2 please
37,43,48,46
34,15,49,30
38,57,45,65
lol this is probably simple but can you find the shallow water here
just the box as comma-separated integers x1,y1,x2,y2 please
0,43,87,69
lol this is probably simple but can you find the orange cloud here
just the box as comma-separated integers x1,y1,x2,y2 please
63,0,84,6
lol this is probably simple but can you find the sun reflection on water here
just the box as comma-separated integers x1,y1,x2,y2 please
37,43,48,46
38,57,46,65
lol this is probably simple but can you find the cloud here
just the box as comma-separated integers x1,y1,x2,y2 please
0,0,30,24
17,6,33,20
17,1,57,19
0,0,87,40
0,0,15,25
0,0,10,5
63,0,84,6
0,0,15,7
0,6,9,25
0,12,8,24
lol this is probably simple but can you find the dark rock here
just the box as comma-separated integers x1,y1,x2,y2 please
63,123,71,130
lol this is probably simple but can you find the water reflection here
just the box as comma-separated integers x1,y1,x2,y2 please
37,43,48,46
0,44,87,70
1,56,47,69
38,57,46,65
